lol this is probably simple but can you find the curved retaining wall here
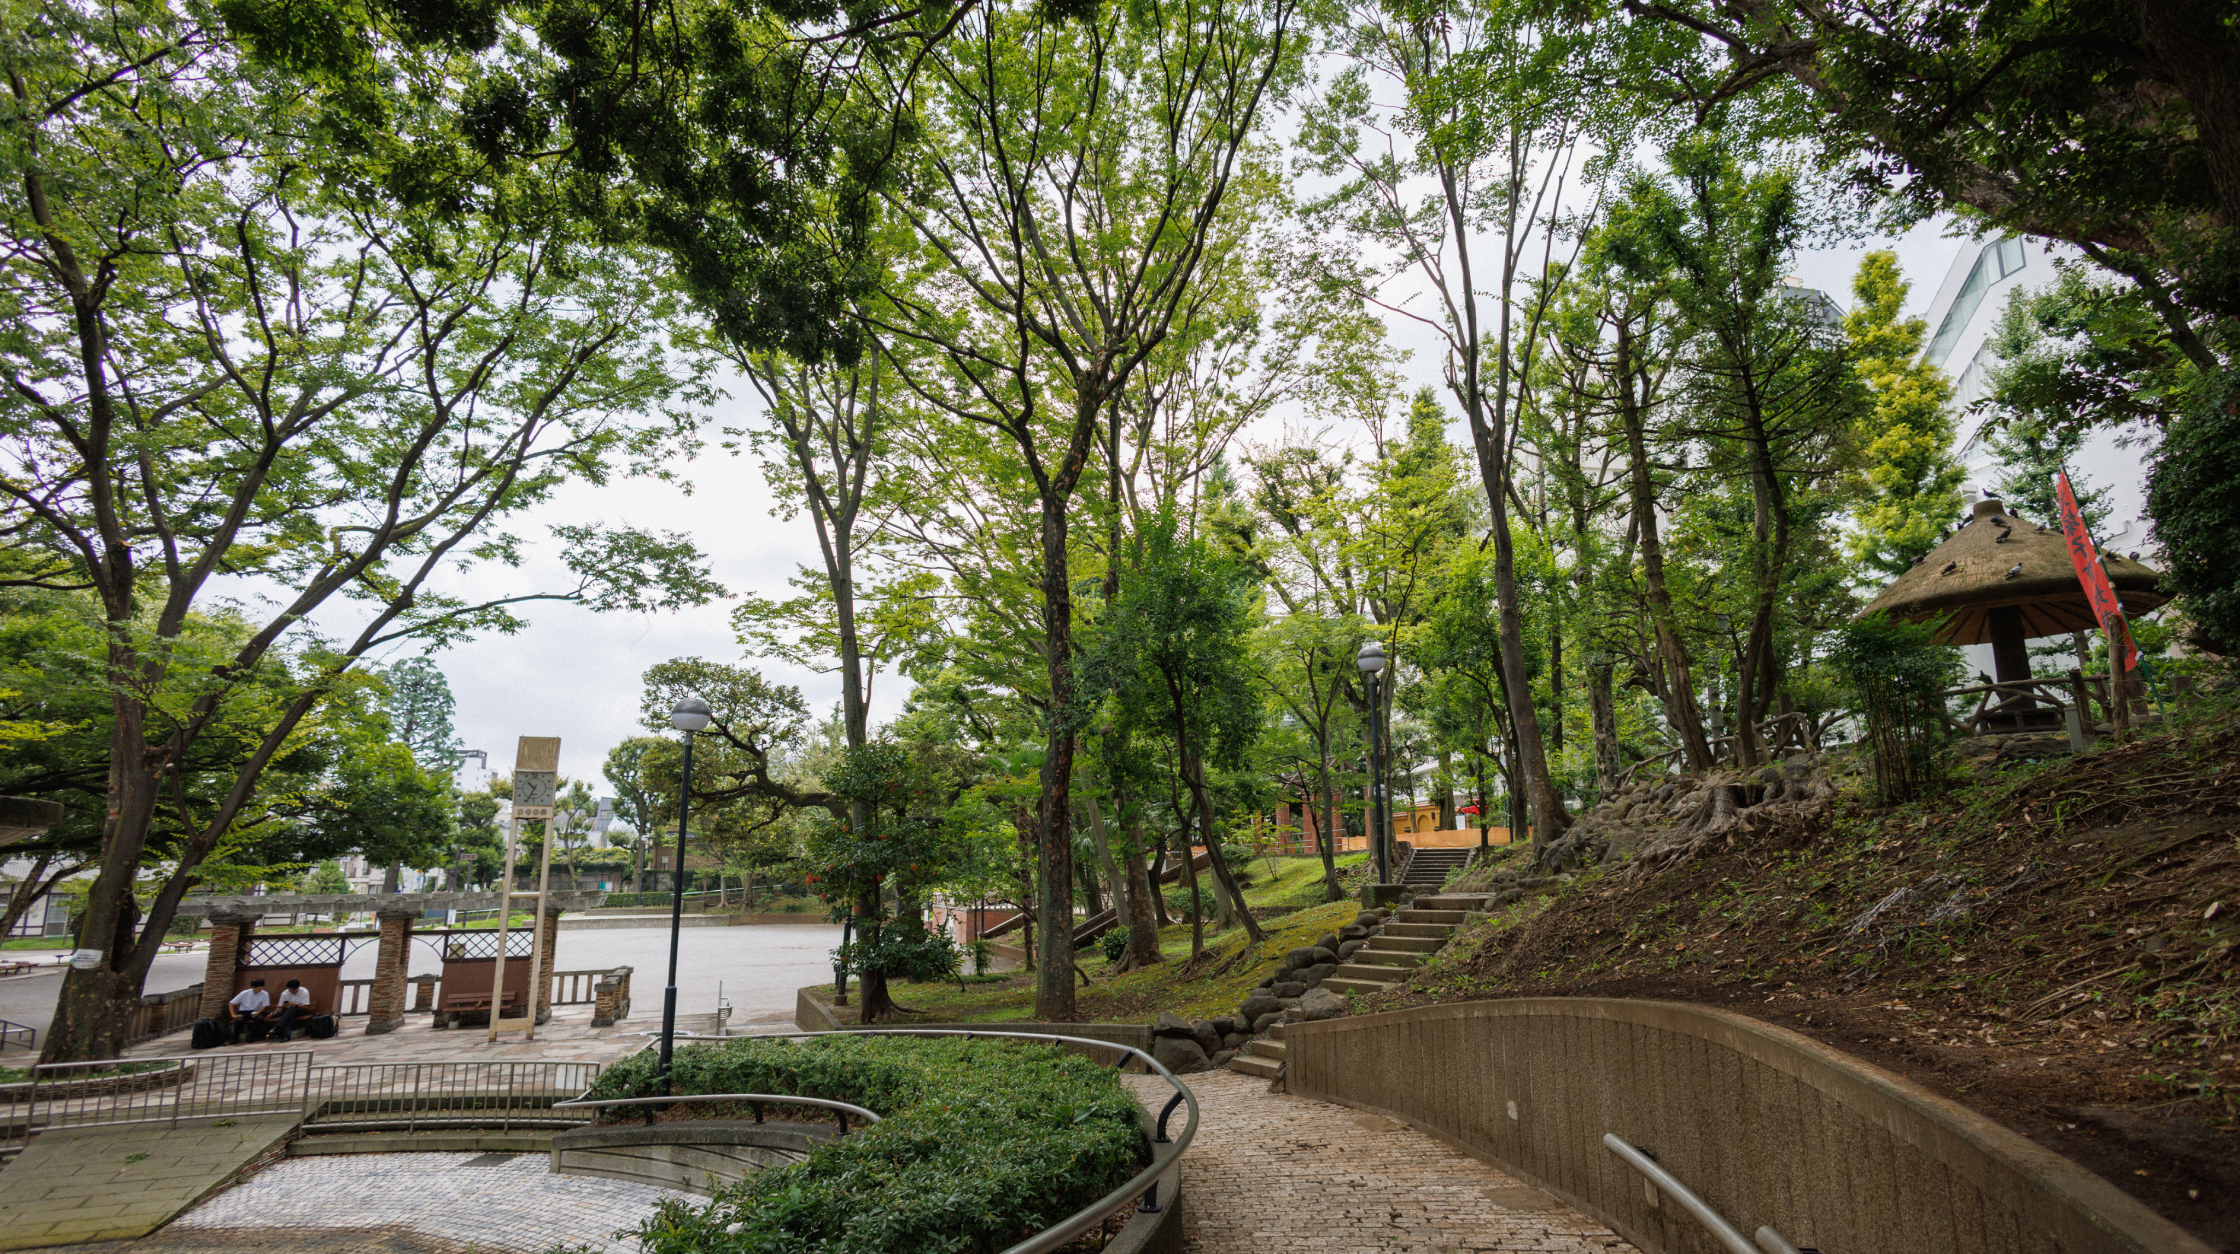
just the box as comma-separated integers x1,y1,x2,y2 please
1285,998,2210,1254
550,1120,832,1194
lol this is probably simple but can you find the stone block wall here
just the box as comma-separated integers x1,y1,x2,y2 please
592,966,633,1027
534,907,561,1024
363,908,414,1035
1285,998,2209,1254
196,911,259,1021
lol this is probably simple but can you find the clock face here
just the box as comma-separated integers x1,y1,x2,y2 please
515,771,558,809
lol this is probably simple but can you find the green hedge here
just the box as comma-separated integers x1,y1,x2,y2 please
590,1035,1146,1254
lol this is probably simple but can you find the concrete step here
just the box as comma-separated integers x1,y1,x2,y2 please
1385,921,1457,939
1228,1052,1282,1078
1321,975,1397,995
1348,948,1427,968
1375,934,1446,953
1416,894,1495,910
1335,961,1417,982
1268,1022,1288,1040
1246,1038,1287,1060
1398,908,1470,925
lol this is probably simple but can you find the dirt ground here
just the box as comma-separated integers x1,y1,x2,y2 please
1364,707,2240,1251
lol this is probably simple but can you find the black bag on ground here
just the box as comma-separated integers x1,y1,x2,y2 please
304,1014,337,1039
191,1018,225,1050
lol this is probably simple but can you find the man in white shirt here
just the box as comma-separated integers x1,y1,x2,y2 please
226,979,270,1044
272,979,314,1039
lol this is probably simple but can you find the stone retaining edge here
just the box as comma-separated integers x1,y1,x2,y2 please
1286,997,2211,1254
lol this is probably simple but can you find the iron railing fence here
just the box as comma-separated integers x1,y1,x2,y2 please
304,1060,604,1133
0,1053,601,1149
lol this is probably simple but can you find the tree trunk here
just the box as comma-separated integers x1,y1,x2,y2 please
1316,759,1343,901
1183,746,1265,943
1119,838,1163,970
1147,834,1172,926
1617,319,1715,771
1082,790,1127,928
1588,658,1623,794
1034,485,1079,1019
1437,749,1456,832
1173,815,1205,962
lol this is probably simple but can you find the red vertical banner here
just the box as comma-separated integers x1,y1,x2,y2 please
2054,472,2138,671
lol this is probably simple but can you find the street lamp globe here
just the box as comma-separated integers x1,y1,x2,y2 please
1357,641,1386,674
669,696,712,732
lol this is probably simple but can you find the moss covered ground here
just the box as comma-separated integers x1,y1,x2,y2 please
811,852,1372,1025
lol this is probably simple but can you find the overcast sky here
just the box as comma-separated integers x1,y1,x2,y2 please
400,194,1976,798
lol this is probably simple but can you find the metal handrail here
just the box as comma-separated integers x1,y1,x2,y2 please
631,1027,1199,1254
1602,1133,1809,1254
553,1091,881,1136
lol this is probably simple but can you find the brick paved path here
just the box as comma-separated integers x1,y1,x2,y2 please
1130,1070,1636,1254
123,1151,680,1254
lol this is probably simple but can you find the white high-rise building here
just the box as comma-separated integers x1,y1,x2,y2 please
1919,236,2159,554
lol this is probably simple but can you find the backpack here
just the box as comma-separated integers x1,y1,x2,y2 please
191,1018,225,1050
304,1014,338,1040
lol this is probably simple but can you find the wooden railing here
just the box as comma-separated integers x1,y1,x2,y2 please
124,983,206,1045
336,979,374,1016
550,969,601,1005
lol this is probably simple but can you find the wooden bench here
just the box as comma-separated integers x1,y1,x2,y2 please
0,960,36,977
438,990,519,1028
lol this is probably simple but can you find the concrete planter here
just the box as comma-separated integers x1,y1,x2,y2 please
0,1060,194,1105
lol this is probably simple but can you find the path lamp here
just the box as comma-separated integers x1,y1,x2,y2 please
1357,641,1391,887
660,695,712,1089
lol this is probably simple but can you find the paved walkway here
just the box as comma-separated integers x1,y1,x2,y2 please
49,1150,681,1254
1130,1070,1635,1254
0,1116,299,1250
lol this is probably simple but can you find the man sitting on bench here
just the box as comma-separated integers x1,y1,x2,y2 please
271,979,314,1040
226,979,270,1044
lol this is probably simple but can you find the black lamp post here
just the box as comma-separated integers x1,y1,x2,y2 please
1357,640,1390,886
659,695,711,1089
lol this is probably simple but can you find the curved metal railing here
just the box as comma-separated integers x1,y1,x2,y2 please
553,1091,882,1136
1602,1133,1811,1254
609,1027,1199,1254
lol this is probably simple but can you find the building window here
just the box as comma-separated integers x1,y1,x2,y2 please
1927,238,2027,367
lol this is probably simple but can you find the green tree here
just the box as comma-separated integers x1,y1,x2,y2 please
1605,137,1869,767
866,0,1301,1017
306,861,349,894
453,791,504,890
804,742,962,1022
1588,0,2240,358
1844,252,1965,575
7,12,724,1062
379,659,463,775
603,738,671,896
1083,515,1269,962
1298,0,1591,848
317,742,455,888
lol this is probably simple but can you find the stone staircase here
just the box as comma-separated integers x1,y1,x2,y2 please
1320,895,1487,996
1229,1021,1286,1078
1401,847,1472,889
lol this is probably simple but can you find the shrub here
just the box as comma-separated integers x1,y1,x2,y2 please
1099,928,1128,964
595,1036,1146,1254
1829,612,1963,803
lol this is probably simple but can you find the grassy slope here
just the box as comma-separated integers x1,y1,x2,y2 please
825,851,1374,1025
1359,699,2240,1249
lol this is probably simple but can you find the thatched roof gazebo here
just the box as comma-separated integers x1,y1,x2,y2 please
1861,497,2168,725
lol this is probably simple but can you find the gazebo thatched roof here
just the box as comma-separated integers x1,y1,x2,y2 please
1861,498,2169,644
